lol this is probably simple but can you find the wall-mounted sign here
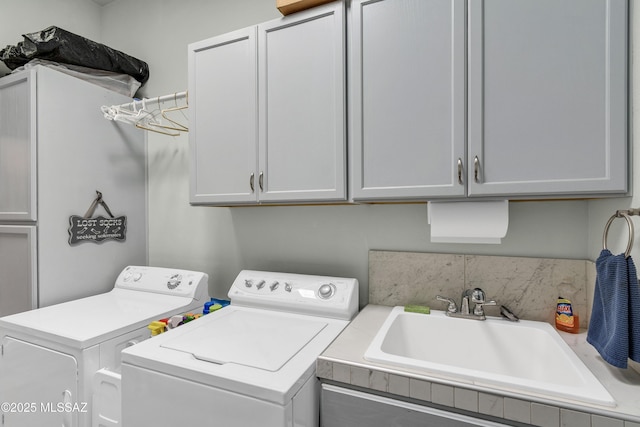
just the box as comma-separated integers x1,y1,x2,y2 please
68,191,127,245
68,215,127,244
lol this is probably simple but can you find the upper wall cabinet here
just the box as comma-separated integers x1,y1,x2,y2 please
350,0,466,201
189,2,346,205
350,0,628,201
467,0,628,198
189,27,258,205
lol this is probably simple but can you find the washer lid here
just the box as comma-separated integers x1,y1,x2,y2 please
0,289,198,348
122,306,351,405
161,310,327,371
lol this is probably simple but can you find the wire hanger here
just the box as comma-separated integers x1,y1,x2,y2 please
147,93,188,133
101,91,188,137
129,98,181,136
160,92,189,132
135,121,181,136
131,97,179,136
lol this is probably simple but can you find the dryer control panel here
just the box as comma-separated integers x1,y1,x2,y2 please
228,270,359,320
115,266,209,301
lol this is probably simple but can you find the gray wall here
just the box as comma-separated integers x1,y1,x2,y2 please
0,0,102,75
1,0,636,303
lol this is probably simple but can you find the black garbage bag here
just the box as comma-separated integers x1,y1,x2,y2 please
0,42,30,69
0,26,149,85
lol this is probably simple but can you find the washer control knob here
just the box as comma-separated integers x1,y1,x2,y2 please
167,274,182,289
256,280,266,290
270,281,279,291
244,279,253,288
284,282,292,292
133,272,143,282
318,283,336,299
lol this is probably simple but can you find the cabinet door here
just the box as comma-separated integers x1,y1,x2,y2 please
468,0,628,197
0,337,78,427
321,384,510,427
189,27,259,205
0,72,36,220
350,0,466,201
0,226,36,316
258,2,346,203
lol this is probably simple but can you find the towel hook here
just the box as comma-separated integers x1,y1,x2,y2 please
603,211,634,258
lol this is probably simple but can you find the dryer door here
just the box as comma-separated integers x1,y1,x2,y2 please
0,337,78,427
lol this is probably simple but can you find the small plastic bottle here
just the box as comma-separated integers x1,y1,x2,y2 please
556,282,580,334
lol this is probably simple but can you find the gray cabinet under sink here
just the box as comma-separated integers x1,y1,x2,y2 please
321,384,510,427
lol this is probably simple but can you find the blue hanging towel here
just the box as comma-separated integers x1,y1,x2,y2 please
587,249,640,368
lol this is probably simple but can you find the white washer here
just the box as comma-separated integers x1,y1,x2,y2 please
0,266,209,427
121,270,359,427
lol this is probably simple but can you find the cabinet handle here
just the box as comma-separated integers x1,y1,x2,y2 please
62,390,72,427
249,173,255,193
473,156,481,183
457,158,464,185
259,172,264,192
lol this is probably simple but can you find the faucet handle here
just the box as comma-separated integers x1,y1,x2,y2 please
474,300,497,316
436,296,458,313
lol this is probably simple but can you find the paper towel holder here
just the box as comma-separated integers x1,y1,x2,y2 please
428,200,509,244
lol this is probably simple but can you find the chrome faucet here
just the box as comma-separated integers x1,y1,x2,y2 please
436,288,496,320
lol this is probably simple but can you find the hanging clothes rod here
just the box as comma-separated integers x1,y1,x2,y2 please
603,208,640,258
107,91,188,114
101,91,188,136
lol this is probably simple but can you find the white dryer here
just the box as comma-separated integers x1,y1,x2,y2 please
121,270,359,427
0,266,209,427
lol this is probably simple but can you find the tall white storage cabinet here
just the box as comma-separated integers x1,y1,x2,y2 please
0,66,147,316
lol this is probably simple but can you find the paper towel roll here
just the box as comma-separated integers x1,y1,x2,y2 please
428,200,509,244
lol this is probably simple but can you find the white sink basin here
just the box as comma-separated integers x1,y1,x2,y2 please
364,306,615,407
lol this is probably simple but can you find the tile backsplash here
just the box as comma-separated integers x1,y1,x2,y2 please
368,251,592,328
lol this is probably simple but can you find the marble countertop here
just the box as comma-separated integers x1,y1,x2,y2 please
319,305,640,424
